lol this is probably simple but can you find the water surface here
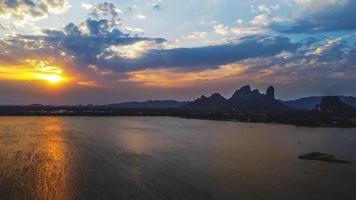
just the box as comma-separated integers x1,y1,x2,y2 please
0,117,356,200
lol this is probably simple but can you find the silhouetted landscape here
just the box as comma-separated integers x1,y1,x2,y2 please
1,85,356,127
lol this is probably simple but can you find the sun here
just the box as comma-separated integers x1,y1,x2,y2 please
31,64,67,84
34,74,65,84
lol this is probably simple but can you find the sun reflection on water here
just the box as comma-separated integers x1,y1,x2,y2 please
35,117,73,200
0,117,74,200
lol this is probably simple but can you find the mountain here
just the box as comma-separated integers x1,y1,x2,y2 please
184,85,289,112
281,97,322,110
281,96,356,110
319,96,355,114
229,85,290,112
108,100,187,109
340,96,356,108
184,93,232,111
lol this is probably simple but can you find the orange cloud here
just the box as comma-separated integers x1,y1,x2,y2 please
76,81,99,87
126,63,248,87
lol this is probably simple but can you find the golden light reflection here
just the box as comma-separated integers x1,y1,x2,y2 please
37,117,74,200
126,63,248,87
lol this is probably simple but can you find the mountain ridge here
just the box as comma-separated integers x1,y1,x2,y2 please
184,85,289,112
318,96,356,114
281,96,356,110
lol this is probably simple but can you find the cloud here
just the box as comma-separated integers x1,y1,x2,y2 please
293,0,348,10
0,16,164,81
100,41,162,59
99,35,299,71
273,0,356,33
123,34,356,93
250,14,270,26
214,24,230,35
123,26,144,34
249,3,284,27
1,1,356,103
81,3,93,10
212,23,265,37
128,5,137,12
0,17,299,82
64,22,81,35
89,2,122,18
234,35,356,86
0,0,70,21
256,4,279,14
182,31,208,40
84,2,123,30
126,63,248,87
136,14,146,20
152,3,162,10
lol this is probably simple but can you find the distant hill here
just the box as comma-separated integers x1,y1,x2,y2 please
281,96,356,110
319,96,356,114
108,100,187,109
184,85,289,112
183,93,232,111
340,96,356,108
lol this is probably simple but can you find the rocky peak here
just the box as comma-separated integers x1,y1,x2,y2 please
235,85,251,95
252,89,260,96
210,93,225,100
200,95,207,100
240,85,251,91
230,85,251,100
266,86,275,100
184,93,231,111
186,85,289,112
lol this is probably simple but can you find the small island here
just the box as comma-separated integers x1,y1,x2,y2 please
298,152,352,164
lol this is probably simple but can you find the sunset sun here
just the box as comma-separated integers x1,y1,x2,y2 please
35,74,65,84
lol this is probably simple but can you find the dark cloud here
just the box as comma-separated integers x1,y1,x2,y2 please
89,2,121,18
100,35,299,71
272,0,356,33
88,2,122,29
64,22,81,36
152,3,162,10
85,18,111,35
1,18,164,72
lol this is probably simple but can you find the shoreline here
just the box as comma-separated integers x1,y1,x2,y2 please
1,112,355,128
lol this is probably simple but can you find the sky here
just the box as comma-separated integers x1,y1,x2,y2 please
0,0,356,104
